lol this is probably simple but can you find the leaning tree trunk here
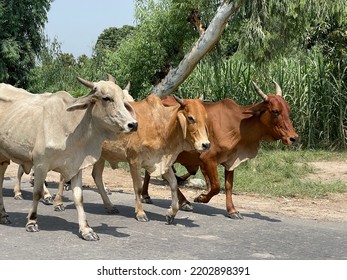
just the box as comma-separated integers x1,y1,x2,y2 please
150,0,243,97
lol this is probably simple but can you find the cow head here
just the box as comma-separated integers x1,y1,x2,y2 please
163,96,210,152
67,75,138,134
249,81,299,145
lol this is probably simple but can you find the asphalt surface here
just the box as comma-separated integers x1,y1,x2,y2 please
1,175,346,260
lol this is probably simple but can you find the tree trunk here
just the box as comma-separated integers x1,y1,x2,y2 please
150,0,243,97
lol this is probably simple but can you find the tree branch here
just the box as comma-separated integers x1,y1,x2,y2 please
150,0,243,97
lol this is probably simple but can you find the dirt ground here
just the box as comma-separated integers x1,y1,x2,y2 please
6,160,347,223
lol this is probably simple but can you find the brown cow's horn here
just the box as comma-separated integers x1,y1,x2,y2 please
77,77,94,89
272,80,282,96
106,73,116,83
252,81,268,101
174,95,185,107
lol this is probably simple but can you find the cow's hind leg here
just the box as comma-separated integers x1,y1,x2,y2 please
162,167,179,224
0,161,11,224
71,170,99,241
53,174,65,211
92,159,119,214
13,165,25,200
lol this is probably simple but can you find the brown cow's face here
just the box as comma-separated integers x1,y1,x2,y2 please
177,99,210,152
261,95,299,145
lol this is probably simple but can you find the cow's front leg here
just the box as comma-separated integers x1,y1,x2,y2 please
194,160,220,203
162,167,179,224
26,166,47,232
92,159,119,214
0,161,11,224
225,169,243,219
130,165,148,222
70,170,99,241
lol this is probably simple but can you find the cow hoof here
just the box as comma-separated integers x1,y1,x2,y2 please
0,216,11,224
54,204,65,212
141,196,153,204
41,197,54,205
165,215,175,225
194,194,206,203
14,194,24,200
180,202,193,211
106,206,119,214
228,211,243,219
136,215,149,222
26,223,40,232
64,183,70,191
82,231,100,241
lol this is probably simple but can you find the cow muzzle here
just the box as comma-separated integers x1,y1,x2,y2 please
197,141,210,152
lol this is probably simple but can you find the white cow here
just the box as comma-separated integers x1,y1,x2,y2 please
0,75,137,241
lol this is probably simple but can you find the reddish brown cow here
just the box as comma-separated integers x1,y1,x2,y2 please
141,81,299,218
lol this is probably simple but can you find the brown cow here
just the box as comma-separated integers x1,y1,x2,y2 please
141,81,299,218
50,94,210,223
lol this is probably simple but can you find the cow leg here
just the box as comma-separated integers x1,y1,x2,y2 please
26,166,47,232
92,159,119,214
40,180,53,205
130,164,148,222
141,171,153,204
53,174,65,211
13,165,25,200
17,166,53,204
161,167,179,224
70,170,99,241
0,161,11,224
141,171,192,212
225,169,243,219
194,160,219,203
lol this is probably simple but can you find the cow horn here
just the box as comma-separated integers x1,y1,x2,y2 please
272,80,282,96
174,95,185,107
77,77,94,89
106,73,116,83
252,81,268,101
124,81,130,92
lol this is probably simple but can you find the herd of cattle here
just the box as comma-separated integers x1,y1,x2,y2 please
0,75,299,241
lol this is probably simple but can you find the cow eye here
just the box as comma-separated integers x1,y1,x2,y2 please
102,96,113,102
272,109,280,116
187,115,195,124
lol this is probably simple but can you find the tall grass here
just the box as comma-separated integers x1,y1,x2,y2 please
178,54,347,149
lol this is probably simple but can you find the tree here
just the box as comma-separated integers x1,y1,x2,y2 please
0,0,52,87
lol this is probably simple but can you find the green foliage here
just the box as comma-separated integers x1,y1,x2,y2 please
0,0,53,87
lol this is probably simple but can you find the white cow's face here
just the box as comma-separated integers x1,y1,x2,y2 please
92,81,137,134
68,77,138,135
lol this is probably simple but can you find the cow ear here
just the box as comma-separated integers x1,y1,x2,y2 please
243,102,267,116
66,95,93,111
177,112,187,139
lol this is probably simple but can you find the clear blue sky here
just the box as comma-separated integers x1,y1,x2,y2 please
44,0,135,57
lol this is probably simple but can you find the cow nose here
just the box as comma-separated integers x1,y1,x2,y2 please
202,142,210,150
290,136,299,144
128,122,138,132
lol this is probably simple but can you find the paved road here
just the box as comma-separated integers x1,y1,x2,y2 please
1,176,346,260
